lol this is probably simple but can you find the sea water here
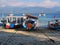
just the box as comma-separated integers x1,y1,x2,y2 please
0,13,60,28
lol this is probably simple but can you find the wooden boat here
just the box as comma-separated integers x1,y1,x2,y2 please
6,14,24,29
5,13,39,30
48,19,60,30
23,14,38,30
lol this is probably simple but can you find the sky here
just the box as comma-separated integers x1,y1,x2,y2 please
0,0,60,8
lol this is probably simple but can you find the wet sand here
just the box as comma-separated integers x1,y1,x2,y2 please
0,28,60,45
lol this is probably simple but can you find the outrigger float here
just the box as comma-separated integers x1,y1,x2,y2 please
5,14,39,30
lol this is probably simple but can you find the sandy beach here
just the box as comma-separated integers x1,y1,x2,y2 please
0,28,60,45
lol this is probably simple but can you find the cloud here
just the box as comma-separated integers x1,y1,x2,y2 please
0,0,60,8
7,2,38,7
8,2,24,6
39,0,60,8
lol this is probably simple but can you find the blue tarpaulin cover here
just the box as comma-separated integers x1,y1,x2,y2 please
10,23,15,28
0,22,3,26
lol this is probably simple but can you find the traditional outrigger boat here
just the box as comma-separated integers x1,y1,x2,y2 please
48,19,60,30
5,14,39,30
23,14,38,30
6,14,24,29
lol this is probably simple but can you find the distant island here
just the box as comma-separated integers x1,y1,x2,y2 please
0,7,60,14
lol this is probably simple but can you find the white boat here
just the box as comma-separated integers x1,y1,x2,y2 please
39,12,45,16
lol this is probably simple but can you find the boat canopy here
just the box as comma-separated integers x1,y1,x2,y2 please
25,14,38,19
6,15,24,23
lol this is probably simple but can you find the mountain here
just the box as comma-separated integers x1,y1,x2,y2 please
0,7,60,14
